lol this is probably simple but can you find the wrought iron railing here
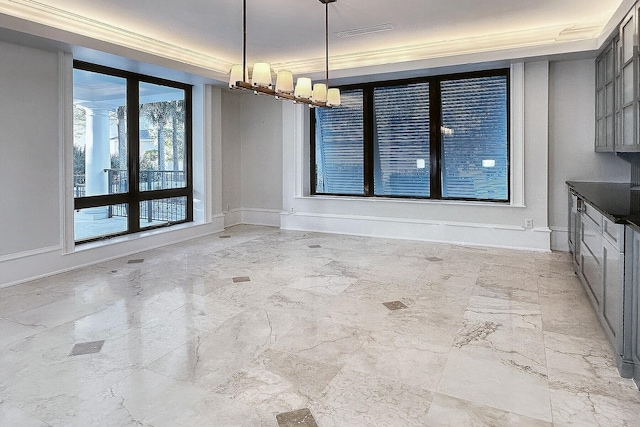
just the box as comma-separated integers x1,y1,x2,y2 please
74,174,85,197
76,169,186,223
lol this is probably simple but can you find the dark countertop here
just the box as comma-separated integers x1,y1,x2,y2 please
567,181,640,231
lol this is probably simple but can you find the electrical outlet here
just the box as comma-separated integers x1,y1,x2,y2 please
226,204,231,211
524,218,533,229
290,207,295,213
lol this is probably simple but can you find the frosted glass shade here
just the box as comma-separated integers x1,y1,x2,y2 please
311,83,327,103
252,62,272,87
275,70,294,94
327,88,341,106
229,65,248,88
294,77,312,99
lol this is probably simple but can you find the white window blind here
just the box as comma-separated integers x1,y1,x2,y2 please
315,89,364,194
373,83,430,197
441,76,508,200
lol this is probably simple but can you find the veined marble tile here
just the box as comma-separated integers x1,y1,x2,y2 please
549,387,640,427
387,314,462,350
0,318,40,350
437,346,552,422
0,398,49,427
201,279,281,311
310,368,434,427
102,315,210,368
2,225,637,425
363,254,429,283
539,283,605,339
544,331,640,399
476,264,540,293
0,348,138,423
51,368,267,427
215,348,341,416
6,295,110,330
472,284,540,305
288,275,356,296
325,295,391,331
425,393,552,426
463,294,542,329
270,320,370,368
342,331,450,392
166,293,244,333
263,288,334,321
147,307,295,390
0,285,64,318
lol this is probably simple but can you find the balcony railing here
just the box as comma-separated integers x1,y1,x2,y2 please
75,169,187,223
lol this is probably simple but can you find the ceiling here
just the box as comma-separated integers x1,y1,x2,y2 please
0,0,630,83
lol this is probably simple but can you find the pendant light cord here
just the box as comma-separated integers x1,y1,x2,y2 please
325,1,329,87
243,0,247,83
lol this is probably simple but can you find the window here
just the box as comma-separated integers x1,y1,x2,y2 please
73,61,192,243
312,69,509,202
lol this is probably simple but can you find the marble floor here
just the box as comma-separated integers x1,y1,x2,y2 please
1,225,639,426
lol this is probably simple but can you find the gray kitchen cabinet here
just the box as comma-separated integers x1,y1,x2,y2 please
568,190,580,268
570,195,633,378
617,6,639,151
627,227,640,387
596,41,615,151
579,201,604,307
602,217,625,347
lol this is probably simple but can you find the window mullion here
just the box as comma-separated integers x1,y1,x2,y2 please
363,88,374,196
128,78,141,233
429,79,443,199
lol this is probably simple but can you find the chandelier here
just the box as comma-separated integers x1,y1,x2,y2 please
228,0,341,108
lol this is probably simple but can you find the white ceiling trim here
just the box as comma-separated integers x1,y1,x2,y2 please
0,0,619,82
272,24,604,75
0,0,232,73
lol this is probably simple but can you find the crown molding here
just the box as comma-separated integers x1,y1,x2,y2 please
0,0,608,81
272,24,605,75
0,0,233,74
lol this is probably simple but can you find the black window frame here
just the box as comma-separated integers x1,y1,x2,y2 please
311,68,511,203
73,60,194,243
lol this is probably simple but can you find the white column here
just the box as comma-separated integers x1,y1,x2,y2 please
84,107,110,218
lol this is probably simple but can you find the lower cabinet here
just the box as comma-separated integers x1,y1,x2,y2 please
627,228,640,387
573,198,632,377
602,229,623,346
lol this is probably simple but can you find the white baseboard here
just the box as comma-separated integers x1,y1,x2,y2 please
241,208,281,227
0,219,225,288
281,211,551,252
224,209,242,228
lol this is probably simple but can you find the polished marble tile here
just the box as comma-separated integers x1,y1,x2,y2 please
0,318,40,350
215,349,340,417
310,368,434,427
288,275,356,296
437,346,552,422
276,408,318,427
69,340,104,356
425,393,552,426
382,300,408,311
0,399,49,427
1,225,639,426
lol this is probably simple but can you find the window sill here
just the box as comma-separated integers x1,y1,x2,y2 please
298,195,526,208
69,221,199,254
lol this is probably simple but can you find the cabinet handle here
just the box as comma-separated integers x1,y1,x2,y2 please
577,199,585,212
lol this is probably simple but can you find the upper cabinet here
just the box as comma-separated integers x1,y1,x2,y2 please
596,41,616,151
598,5,640,152
619,6,637,151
